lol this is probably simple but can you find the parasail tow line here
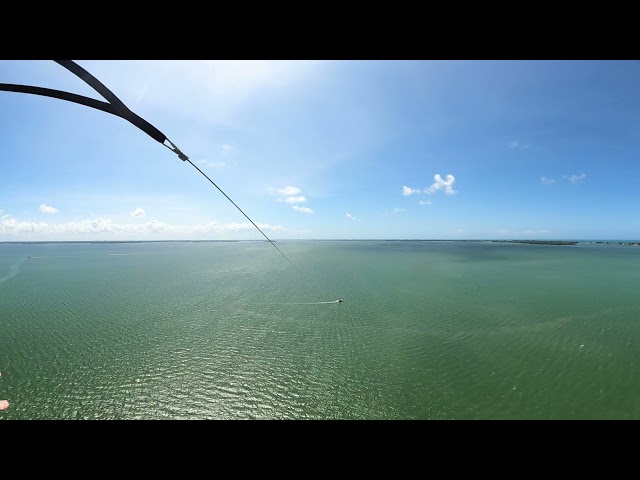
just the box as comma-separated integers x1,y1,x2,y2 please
0,60,331,295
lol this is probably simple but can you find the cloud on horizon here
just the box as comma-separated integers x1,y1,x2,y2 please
0,216,286,237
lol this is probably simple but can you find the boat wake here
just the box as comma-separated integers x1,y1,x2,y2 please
0,257,28,286
271,299,344,305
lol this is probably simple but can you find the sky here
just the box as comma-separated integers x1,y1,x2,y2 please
1,60,639,241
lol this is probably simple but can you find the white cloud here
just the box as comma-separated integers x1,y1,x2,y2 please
418,200,432,205
221,144,233,154
402,186,420,196
284,196,307,204
346,213,359,221
277,186,301,196
1,214,10,220
540,176,555,185
276,186,314,212
292,206,313,214
426,174,457,195
392,208,405,214
507,140,530,149
0,217,285,236
130,208,145,217
39,204,59,214
455,228,464,233
567,172,586,184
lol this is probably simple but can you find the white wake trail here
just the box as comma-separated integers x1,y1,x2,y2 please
0,257,28,285
270,299,343,305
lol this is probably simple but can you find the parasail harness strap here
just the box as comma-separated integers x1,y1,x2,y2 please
0,60,319,289
0,60,185,160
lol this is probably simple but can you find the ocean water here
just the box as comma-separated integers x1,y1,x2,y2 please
1,240,640,420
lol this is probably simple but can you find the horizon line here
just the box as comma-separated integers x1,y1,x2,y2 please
2,239,640,244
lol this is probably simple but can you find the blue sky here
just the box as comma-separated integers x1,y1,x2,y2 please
1,60,639,241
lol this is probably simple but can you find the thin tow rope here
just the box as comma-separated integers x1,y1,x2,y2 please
0,61,320,292
161,140,316,289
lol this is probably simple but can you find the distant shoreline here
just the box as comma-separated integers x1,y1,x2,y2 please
491,240,579,246
1,239,639,246
491,240,640,246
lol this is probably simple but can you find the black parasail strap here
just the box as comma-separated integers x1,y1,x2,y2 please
0,60,317,289
0,60,181,157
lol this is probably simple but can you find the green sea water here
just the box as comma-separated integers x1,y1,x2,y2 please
1,240,640,420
